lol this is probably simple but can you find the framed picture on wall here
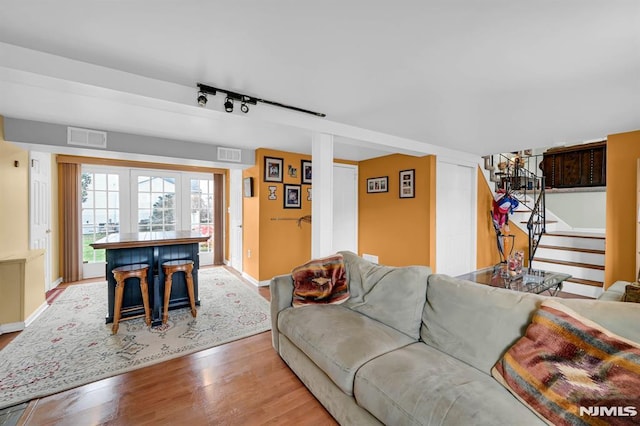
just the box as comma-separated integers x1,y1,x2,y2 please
301,160,312,184
399,169,415,198
264,156,284,182
284,184,302,209
243,177,254,197
367,176,388,193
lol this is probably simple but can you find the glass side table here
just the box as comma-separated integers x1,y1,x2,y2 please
457,266,572,296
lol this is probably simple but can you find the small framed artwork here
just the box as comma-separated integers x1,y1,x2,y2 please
367,176,388,193
268,186,277,200
399,169,415,198
301,160,312,184
243,177,254,197
284,184,302,208
264,156,284,182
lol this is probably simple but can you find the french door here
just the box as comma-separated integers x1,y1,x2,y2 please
82,166,216,278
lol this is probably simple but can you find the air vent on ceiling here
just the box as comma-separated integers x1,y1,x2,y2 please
67,127,107,149
217,147,242,163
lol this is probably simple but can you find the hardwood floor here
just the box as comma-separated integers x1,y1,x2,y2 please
2,267,336,426
1,264,595,425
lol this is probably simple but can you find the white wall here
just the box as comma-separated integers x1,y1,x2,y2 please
545,190,605,230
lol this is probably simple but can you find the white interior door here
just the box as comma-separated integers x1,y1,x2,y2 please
332,163,358,254
29,151,53,290
436,160,476,276
229,169,243,272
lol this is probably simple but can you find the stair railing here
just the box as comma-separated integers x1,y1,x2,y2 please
488,152,547,266
526,177,546,267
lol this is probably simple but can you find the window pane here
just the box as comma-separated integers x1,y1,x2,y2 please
108,174,119,190
138,192,150,209
94,191,107,208
108,192,119,208
151,176,163,192
94,174,107,191
138,176,150,192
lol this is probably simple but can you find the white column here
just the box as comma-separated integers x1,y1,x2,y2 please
312,133,334,258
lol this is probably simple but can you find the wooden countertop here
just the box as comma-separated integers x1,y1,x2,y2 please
90,231,209,250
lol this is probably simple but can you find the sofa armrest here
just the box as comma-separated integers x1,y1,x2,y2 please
598,281,627,301
269,273,294,352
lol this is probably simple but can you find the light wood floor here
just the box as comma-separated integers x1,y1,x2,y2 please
1,267,337,426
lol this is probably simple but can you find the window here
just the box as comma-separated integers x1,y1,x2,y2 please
81,169,120,263
80,165,217,278
191,178,214,256
136,174,177,232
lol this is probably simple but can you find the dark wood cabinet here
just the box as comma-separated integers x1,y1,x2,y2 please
541,141,606,188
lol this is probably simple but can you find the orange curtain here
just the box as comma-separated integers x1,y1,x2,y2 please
58,162,82,282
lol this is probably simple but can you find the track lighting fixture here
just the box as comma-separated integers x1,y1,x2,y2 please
196,83,326,117
224,97,234,113
197,91,207,107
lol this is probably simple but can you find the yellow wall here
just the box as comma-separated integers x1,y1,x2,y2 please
0,116,29,258
605,130,640,288
476,167,529,269
0,116,46,323
358,154,436,268
243,149,313,281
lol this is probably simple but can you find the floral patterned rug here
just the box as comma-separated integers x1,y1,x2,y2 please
0,267,271,410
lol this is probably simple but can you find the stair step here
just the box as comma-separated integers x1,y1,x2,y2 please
533,258,604,270
544,231,605,240
537,245,605,255
565,277,604,288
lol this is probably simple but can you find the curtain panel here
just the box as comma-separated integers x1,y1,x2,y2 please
58,162,82,282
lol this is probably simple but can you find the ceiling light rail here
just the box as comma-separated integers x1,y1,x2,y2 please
196,83,326,117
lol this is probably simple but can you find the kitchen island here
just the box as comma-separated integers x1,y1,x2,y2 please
91,231,210,326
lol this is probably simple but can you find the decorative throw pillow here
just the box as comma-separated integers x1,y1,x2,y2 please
291,254,349,307
492,299,640,426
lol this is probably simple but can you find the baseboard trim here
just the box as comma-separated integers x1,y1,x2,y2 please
25,302,49,328
0,322,25,334
50,277,63,289
241,272,271,287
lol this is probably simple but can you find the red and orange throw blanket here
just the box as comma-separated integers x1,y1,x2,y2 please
291,254,349,307
492,300,640,426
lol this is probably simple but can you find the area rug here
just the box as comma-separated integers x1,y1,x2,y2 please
0,267,271,410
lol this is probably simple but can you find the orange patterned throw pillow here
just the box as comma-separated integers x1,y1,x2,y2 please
291,254,349,307
492,299,640,426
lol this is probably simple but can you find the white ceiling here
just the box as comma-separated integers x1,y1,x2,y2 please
0,1,639,162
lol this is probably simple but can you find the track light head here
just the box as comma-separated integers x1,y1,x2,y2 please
240,102,249,113
197,91,207,107
224,97,234,113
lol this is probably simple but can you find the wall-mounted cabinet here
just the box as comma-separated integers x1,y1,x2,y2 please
541,141,606,189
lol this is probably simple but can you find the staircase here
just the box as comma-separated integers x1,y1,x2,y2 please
482,153,605,298
532,231,605,298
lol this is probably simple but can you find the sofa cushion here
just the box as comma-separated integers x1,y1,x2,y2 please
354,343,543,426
421,274,545,374
291,254,349,307
492,299,640,426
278,304,414,396
340,251,430,340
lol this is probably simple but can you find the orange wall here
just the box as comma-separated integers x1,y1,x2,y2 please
243,148,312,281
358,154,436,268
605,130,640,288
476,167,529,269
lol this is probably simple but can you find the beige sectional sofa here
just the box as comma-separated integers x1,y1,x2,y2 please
269,251,640,425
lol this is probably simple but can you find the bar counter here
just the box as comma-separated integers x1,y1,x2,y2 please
91,231,210,326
